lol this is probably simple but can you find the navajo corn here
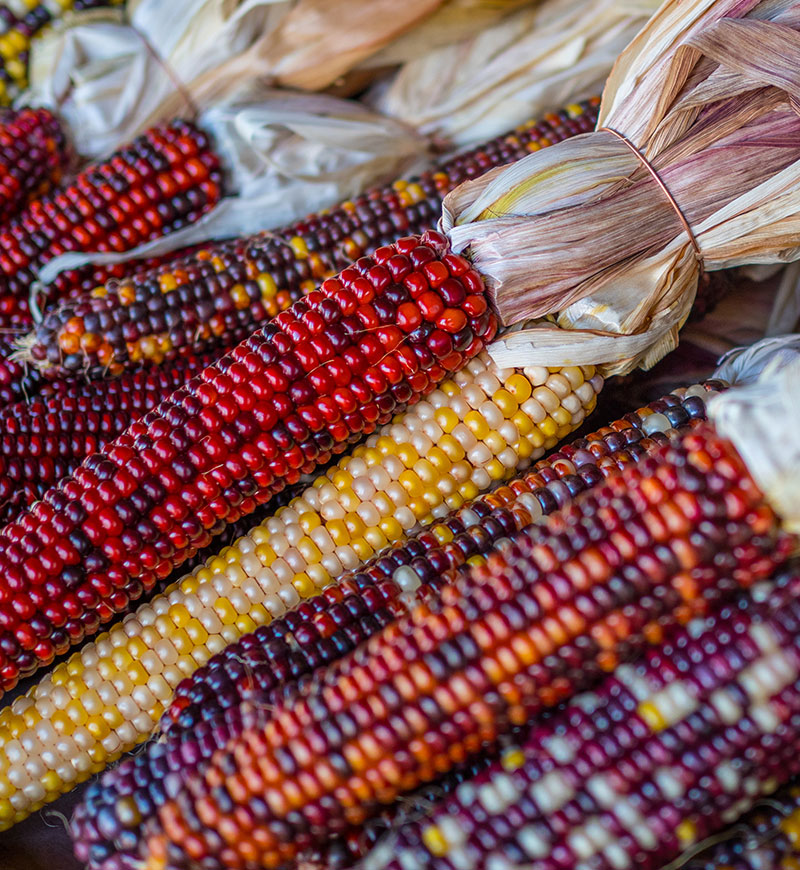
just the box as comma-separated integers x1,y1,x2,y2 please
354,574,800,870
0,231,495,687
70,382,714,870
0,119,222,326
0,350,218,524
24,101,600,379
141,422,795,869
0,350,590,826
0,106,68,221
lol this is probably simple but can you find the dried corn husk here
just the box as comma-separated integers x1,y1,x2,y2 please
369,0,657,147
36,90,427,284
442,0,800,376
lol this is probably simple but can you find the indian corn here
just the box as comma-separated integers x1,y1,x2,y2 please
0,352,598,829
140,421,795,869
70,382,714,870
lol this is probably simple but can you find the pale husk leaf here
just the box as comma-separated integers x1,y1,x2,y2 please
708,355,800,532
712,333,800,382
36,90,428,284
442,0,800,375
369,0,658,147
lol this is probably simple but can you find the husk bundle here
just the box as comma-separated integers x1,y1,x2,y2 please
442,0,800,376
369,0,658,148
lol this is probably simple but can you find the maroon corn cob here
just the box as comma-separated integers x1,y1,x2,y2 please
142,421,795,870
0,230,496,691
355,573,800,870
0,107,69,222
69,382,717,870
0,119,222,328
0,350,220,524
23,100,600,379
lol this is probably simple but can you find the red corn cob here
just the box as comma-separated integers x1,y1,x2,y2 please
0,119,222,328
0,107,69,222
0,230,496,690
142,422,795,870
0,350,219,524
69,383,716,870
22,100,600,379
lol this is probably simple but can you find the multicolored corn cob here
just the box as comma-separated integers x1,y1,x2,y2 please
69,382,712,870
0,118,222,327
0,230,496,689
0,350,219,524
23,100,601,379
0,1,122,102
0,107,68,221
141,421,795,870
348,573,800,870
0,351,595,829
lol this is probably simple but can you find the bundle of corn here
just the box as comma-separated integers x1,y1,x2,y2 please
0,350,219,525
0,119,222,328
0,350,601,827
0,0,121,103
69,379,713,870
134,358,800,869
0,107,69,222
20,100,600,380
351,573,800,870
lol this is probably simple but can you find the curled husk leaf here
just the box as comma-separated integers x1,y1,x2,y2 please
443,0,800,376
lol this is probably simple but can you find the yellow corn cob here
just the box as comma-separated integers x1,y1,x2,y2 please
0,354,601,827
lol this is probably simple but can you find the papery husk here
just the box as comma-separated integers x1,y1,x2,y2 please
713,333,800,383
442,0,800,376
36,88,428,284
708,356,800,533
368,0,658,147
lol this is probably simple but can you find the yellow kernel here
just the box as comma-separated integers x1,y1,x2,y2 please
127,662,149,685
427,447,451,473
676,820,697,845
298,537,322,563
485,431,506,455
65,702,88,726
331,470,353,490
379,517,403,539
435,408,459,433
464,411,489,440
257,273,277,299
127,637,148,658
638,700,668,731
327,520,349,546
512,411,534,436
102,707,124,729
255,544,277,567
501,748,526,771
158,273,177,292
445,493,464,510
439,435,465,461
431,525,453,544
493,388,519,417
486,459,506,481
364,527,389,551
352,539,374,561
399,470,424,498
185,620,209,646
409,499,429,520
552,406,572,427
396,444,420,467
539,417,558,438
289,237,309,258
235,615,257,635
41,771,63,794
505,374,533,402
207,556,227,574
422,825,448,857
414,459,438,485
440,381,460,397
292,574,316,598
214,600,238,626
344,513,365,537
112,648,133,670
460,481,480,501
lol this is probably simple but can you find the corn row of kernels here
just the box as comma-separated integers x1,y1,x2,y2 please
0,354,598,828
0,351,219,524
360,575,800,870
24,100,601,379
71,383,713,870
141,424,794,870
0,1,122,101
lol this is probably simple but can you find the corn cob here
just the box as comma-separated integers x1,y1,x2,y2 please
0,230,497,689
69,382,713,870
0,337,41,408
0,350,219,524
0,352,595,830
23,100,601,379
140,420,795,870
346,573,800,870
0,106,68,221
0,1,122,102
0,118,223,327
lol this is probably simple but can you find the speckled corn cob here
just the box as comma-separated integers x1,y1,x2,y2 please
0,231,496,688
356,574,800,870
0,350,218,524
141,422,795,870
0,107,68,221
0,349,588,828
0,1,122,102
0,119,222,327
23,100,601,379
69,383,713,870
